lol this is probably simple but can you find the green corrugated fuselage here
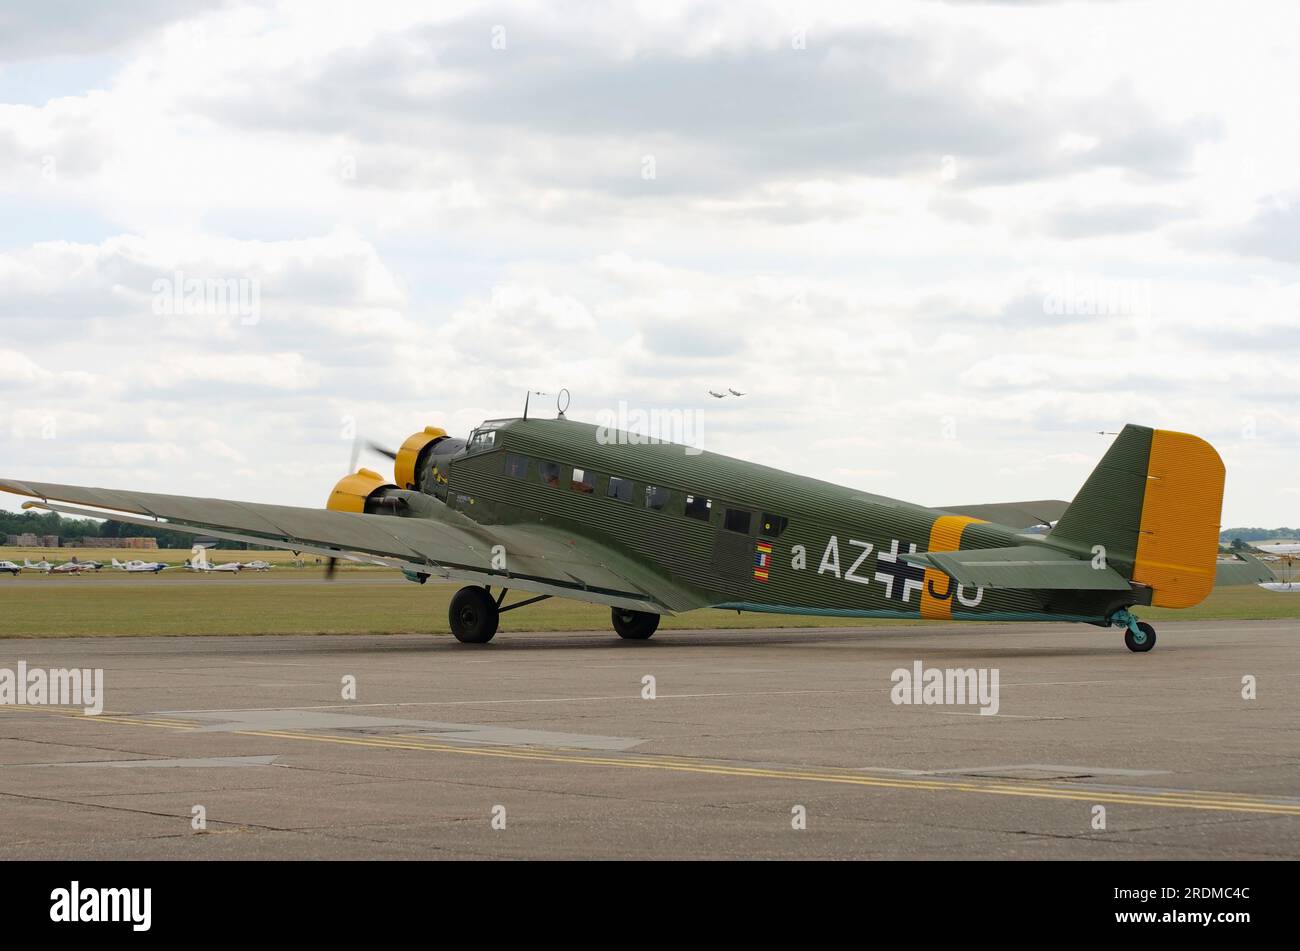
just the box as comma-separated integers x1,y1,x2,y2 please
437,418,1137,624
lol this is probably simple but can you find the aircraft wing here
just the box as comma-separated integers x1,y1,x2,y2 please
901,544,1132,590
935,499,1070,529
0,479,705,615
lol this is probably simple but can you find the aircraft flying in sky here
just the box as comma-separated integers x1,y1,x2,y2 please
0,417,1276,650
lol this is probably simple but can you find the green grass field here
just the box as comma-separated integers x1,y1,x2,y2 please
0,577,927,637
1139,583,1300,620
1,573,1296,638
1,546,377,570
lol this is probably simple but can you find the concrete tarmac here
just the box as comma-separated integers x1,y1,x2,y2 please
0,619,1296,859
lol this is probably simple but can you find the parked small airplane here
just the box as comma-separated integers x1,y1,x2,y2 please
111,558,168,573
183,546,242,573
0,560,20,576
23,558,97,574
52,558,99,574
0,416,1279,650
236,560,273,571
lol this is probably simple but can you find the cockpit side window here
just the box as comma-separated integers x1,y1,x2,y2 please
466,429,497,453
505,453,528,479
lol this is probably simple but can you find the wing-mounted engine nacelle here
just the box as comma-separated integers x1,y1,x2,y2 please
326,468,403,514
395,426,465,501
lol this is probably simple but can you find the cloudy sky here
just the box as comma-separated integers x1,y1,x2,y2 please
1,0,1297,526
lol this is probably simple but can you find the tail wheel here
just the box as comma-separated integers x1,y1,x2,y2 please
449,586,500,644
1125,621,1156,653
611,608,660,640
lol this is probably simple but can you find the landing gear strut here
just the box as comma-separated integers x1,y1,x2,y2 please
611,608,659,640
447,586,552,643
1110,609,1156,653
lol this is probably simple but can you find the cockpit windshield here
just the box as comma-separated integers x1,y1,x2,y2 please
466,429,497,453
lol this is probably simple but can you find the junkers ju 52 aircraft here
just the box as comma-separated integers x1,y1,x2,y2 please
0,408,1272,650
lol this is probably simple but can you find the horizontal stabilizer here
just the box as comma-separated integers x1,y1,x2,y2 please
1215,552,1278,586
901,545,1132,591
936,500,1069,529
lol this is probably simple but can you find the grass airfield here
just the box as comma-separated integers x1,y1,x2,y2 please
1,547,1297,637
1,546,319,568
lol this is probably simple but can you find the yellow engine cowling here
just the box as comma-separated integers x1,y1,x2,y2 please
326,468,396,513
394,426,448,490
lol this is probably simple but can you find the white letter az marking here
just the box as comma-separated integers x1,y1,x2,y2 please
818,536,841,578
845,539,873,585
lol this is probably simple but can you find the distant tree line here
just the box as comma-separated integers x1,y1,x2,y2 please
0,510,254,549
1220,527,1298,543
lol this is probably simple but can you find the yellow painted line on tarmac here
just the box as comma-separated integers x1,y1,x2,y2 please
95,716,200,731
10,705,1297,817
1,704,199,730
235,728,1300,818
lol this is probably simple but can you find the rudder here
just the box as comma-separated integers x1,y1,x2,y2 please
1050,424,1225,608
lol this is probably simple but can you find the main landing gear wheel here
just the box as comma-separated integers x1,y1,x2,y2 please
449,586,499,644
1125,621,1156,653
611,608,660,640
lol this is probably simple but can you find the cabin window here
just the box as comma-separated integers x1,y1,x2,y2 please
505,453,528,479
684,494,712,521
607,475,633,503
467,429,496,453
760,513,789,537
645,485,670,511
724,508,752,534
571,468,596,494
539,461,562,487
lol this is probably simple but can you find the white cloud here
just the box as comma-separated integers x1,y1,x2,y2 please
0,0,1297,526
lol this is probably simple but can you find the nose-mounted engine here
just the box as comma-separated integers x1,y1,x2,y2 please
395,425,467,500
326,425,466,512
